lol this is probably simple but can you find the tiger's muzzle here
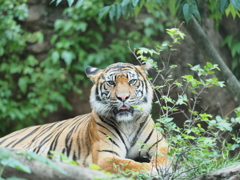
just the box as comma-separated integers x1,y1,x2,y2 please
113,106,134,116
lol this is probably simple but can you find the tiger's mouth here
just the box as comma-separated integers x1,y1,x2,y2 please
113,106,134,115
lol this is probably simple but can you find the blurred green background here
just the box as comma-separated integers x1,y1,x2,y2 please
0,0,239,136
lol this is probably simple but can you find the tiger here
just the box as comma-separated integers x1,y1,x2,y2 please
0,62,170,175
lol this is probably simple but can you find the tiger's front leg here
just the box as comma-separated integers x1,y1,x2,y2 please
98,156,152,174
90,140,151,174
95,151,170,175
91,142,170,175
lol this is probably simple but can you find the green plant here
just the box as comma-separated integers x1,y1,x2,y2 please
48,151,78,166
222,34,240,79
0,147,30,179
1,0,174,137
52,0,240,24
0,0,73,136
120,28,240,179
0,147,66,180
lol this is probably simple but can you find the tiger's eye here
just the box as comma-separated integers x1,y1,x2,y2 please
129,79,137,85
107,81,115,86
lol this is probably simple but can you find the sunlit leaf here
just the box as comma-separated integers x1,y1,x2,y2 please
99,6,111,19
68,0,74,6
18,77,29,93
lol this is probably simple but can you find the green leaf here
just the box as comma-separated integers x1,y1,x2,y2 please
98,6,110,19
54,19,64,30
167,0,178,16
61,51,74,66
51,51,60,63
217,0,228,13
183,3,192,23
230,0,240,10
132,0,139,7
18,77,29,93
182,133,195,140
15,162,31,173
193,5,201,22
225,4,237,18
121,0,130,7
89,164,101,170
109,5,116,20
56,0,62,6
116,3,122,20
206,62,213,68
0,47,4,56
76,22,88,32
1,157,31,173
67,0,74,6
76,0,84,7
144,17,154,26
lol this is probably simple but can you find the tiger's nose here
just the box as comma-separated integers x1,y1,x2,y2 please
116,94,130,102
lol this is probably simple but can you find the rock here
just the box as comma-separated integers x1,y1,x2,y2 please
193,164,240,180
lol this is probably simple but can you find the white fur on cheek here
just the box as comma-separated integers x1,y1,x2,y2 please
89,85,108,116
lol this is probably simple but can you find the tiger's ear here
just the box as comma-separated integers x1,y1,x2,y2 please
140,61,153,71
135,62,153,77
86,66,104,83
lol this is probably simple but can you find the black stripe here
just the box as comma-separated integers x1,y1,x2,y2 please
95,83,101,101
34,130,58,153
83,121,90,166
98,130,120,148
77,133,81,160
99,117,128,153
147,136,164,157
139,128,154,157
97,150,120,156
10,127,41,148
48,130,64,153
73,150,77,161
32,123,61,143
131,116,150,147
66,139,73,157
95,121,118,139
0,127,32,145
65,126,75,157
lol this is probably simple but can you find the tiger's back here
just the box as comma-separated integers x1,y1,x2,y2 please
0,113,93,165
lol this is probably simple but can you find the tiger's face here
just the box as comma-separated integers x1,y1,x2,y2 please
86,62,153,122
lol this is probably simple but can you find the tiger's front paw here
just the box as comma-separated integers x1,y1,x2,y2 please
147,164,173,178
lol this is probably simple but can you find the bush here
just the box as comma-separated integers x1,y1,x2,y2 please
125,28,240,179
0,0,173,136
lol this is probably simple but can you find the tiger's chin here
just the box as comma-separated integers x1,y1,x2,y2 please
113,107,134,122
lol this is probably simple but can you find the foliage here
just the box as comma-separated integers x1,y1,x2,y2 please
50,0,240,84
51,0,240,23
0,147,30,179
222,34,240,79
0,0,73,135
49,151,78,166
0,147,67,180
125,28,240,179
0,0,174,136
1,0,240,179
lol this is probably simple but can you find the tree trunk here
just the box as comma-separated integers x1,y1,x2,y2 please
1,149,109,180
184,17,240,105
193,164,240,180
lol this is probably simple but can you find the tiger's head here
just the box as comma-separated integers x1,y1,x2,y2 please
86,62,153,122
